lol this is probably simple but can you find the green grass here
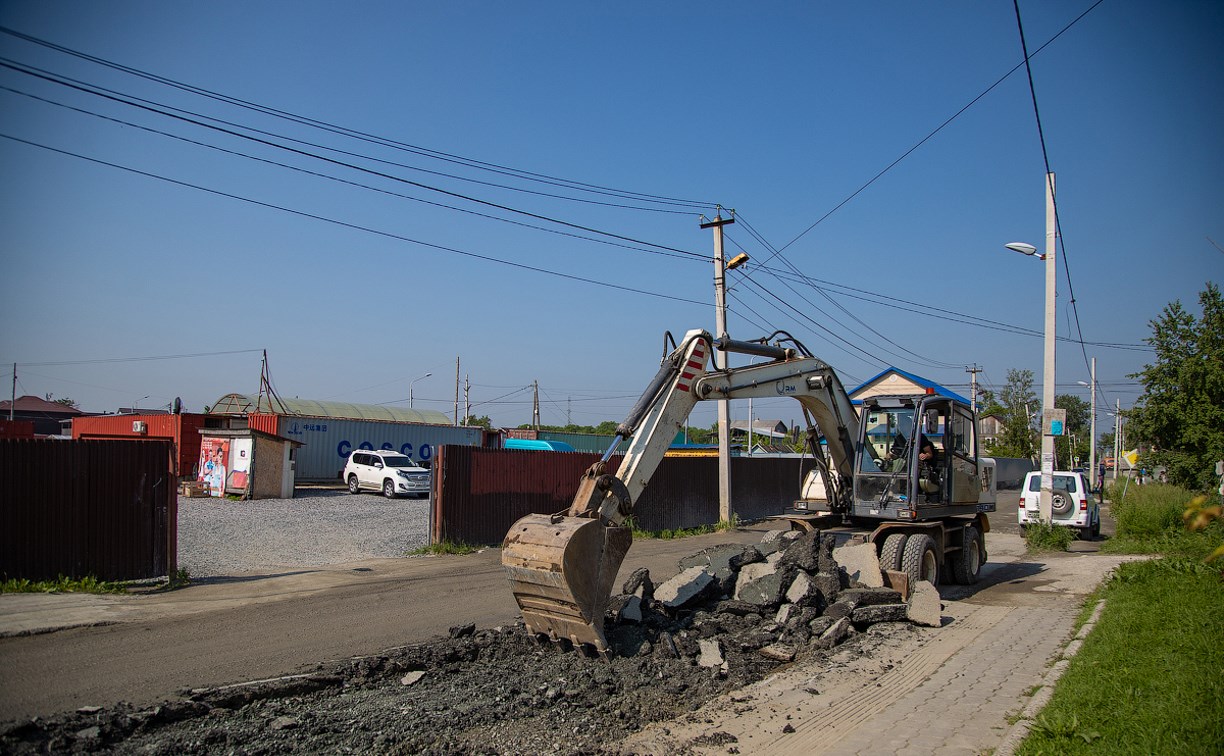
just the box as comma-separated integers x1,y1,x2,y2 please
408,540,483,556
1017,484,1224,755
1023,519,1077,552
629,515,740,540
1102,483,1223,559
1015,557,1224,754
1,575,128,594
1107,482,1191,539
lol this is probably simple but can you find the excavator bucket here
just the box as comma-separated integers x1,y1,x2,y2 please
501,512,632,654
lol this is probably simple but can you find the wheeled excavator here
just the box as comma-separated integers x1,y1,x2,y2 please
501,329,995,654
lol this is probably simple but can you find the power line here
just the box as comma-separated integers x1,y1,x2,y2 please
729,216,964,370
1,132,712,308
0,25,718,211
1012,0,1106,379
0,57,710,260
0,83,699,263
14,348,264,367
768,0,1106,260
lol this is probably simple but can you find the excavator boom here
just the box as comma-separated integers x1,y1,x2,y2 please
501,329,860,654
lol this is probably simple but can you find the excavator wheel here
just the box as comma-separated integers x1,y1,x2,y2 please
501,513,632,655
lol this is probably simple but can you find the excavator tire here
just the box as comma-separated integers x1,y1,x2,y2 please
947,526,982,585
901,533,939,587
878,533,908,573
501,513,632,655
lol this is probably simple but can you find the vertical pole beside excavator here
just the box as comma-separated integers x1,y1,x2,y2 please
702,212,735,523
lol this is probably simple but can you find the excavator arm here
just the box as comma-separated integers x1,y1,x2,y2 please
501,329,861,654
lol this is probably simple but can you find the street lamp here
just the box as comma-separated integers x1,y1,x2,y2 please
1003,171,1057,521
409,373,432,409
701,211,737,524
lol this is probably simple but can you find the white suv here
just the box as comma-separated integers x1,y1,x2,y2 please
344,450,430,498
1018,470,1100,539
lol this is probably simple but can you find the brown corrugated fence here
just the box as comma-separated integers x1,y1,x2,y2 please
0,439,177,582
432,445,814,545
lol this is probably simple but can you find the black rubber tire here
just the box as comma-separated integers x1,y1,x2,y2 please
949,526,982,585
878,533,908,572
1091,513,1100,538
901,534,939,587
382,479,396,498
1051,491,1073,516
347,475,360,494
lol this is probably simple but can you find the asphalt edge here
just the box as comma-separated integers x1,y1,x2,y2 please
994,596,1107,756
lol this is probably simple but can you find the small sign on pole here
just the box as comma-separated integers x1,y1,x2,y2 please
1043,408,1067,436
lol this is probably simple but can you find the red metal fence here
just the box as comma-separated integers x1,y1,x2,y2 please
0,439,177,581
432,445,814,545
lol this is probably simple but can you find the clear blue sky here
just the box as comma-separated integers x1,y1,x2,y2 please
1,1,1221,432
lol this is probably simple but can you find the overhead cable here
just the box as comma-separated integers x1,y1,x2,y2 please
1,132,710,307
0,25,716,211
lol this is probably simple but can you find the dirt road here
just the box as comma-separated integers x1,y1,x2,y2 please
0,523,780,721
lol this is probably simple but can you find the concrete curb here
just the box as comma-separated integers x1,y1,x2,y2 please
994,597,1107,756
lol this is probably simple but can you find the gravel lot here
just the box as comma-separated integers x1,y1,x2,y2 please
177,489,431,577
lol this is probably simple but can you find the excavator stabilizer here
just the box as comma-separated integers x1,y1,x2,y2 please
501,513,632,653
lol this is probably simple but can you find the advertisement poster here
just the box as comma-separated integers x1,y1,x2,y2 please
228,438,253,493
197,437,230,497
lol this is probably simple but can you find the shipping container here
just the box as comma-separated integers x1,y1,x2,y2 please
72,413,207,479
252,414,484,481
502,428,616,453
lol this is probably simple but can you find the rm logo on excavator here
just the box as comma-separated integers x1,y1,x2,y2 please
775,380,798,395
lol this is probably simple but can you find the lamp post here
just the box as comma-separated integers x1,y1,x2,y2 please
1003,171,1057,521
701,212,743,524
133,395,150,412
409,373,432,409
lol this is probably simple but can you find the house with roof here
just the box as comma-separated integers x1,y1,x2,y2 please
848,367,971,405
729,419,794,453
0,395,83,436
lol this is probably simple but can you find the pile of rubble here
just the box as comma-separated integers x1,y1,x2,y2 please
602,527,943,666
0,528,944,755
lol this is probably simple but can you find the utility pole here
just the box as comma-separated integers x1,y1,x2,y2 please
1088,357,1097,477
532,380,540,430
9,363,15,420
1039,172,1058,523
464,375,471,425
965,364,982,414
454,357,460,425
701,211,735,523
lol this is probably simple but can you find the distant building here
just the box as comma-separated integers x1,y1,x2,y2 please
0,395,83,436
977,413,1005,448
848,368,971,405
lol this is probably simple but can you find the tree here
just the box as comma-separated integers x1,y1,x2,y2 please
1128,282,1224,490
44,393,79,409
984,369,1038,460
462,414,493,429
